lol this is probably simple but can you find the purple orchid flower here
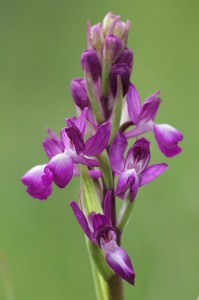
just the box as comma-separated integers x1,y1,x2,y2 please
124,84,183,157
21,108,111,200
109,133,168,201
70,191,135,285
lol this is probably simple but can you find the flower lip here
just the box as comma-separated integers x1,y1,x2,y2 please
94,225,117,247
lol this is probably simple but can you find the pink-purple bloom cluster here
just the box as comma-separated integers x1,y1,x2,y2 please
21,12,183,287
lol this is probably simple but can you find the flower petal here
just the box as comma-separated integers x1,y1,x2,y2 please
125,137,150,175
70,201,95,242
109,132,127,174
60,128,71,152
139,163,168,186
21,164,52,200
65,124,84,155
104,191,112,222
83,122,111,156
140,91,160,122
66,107,88,135
105,245,135,285
43,129,64,159
129,172,139,202
127,83,141,125
74,155,99,167
154,124,183,158
45,153,73,188
115,169,136,199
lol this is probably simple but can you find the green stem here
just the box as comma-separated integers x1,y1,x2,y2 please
98,151,113,190
90,254,109,300
117,198,135,232
102,60,111,97
107,275,124,300
0,254,16,300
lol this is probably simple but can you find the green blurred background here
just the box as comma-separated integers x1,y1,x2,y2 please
0,0,198,299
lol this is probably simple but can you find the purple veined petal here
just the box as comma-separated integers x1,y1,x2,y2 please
43,128,64,159
66,107,88,135
139,163,168,186
154,124,183,158
115,169,136,199
103,191,112,222
65,124,84,155
105,244,135,285
127,83,141,125
140,91,161,123
83,122,111,156
109,132,127,174
60,128,71,151
129,172,139,202
125,137,150,175
70,201,95,242
91,213,111,232
74,155,99,167
21,164,52,200
45,152,73,188
124,120,154,139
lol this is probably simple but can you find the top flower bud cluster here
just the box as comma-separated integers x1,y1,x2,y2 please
72,12,132,123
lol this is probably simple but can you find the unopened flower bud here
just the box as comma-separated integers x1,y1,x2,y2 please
110,63,131,97
102,12,120,36
115,48,133,70
81,49,101,81
104,35,122,63
70,78,89,109
91,23,104,51
113,21,127,39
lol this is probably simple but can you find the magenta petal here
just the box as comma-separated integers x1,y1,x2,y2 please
65,124,84,155
43,128,64,159
154,124,183,158
70,201,95,242
83,122,111,156
129,173,139,202
139,163,168,186
45,153,73,188
105,245,135,285
21,165,52,200
103,191,112,222
60,128,71,150
66,107,88,135
74,155,99,167
140,91,160,122
127,83,141,125
109,132,127,174
115,169,136,199
125,137,150,175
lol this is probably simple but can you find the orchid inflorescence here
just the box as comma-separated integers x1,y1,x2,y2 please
21,12,183,297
